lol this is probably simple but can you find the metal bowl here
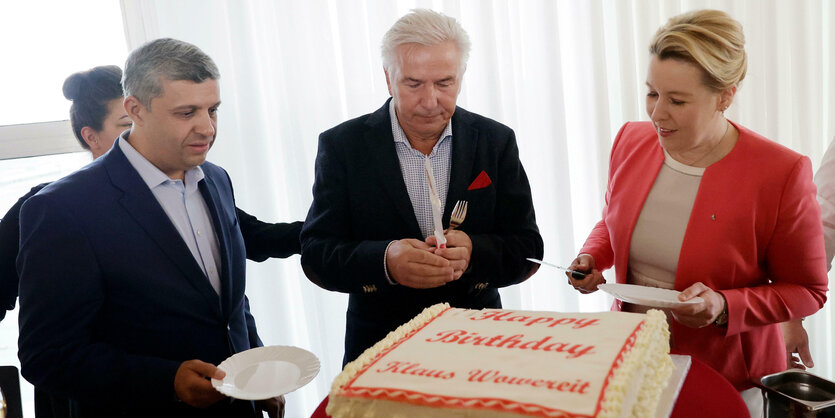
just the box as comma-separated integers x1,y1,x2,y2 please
758,369,835,416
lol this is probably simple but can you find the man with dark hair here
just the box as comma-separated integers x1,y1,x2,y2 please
18,38,282,417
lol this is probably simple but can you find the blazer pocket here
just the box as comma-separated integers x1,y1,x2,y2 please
465,184,495,197
467,170,493,191
462,186,496,226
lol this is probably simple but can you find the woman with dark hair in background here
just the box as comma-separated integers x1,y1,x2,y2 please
0,65,302,416
64,65,132,158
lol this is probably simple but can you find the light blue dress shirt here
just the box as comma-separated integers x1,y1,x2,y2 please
389,100,453,239
118,135,222,295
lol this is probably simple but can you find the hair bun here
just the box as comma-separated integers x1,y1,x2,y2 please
62,71,88,101
63,65,124,149
62,66,122,102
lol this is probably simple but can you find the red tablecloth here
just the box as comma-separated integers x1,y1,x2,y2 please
669,355,748,417
312,355,748,417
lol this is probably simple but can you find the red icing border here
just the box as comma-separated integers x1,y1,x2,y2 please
341,309,645,417
593,319,644,415
344,307,454,388
343,386,592,417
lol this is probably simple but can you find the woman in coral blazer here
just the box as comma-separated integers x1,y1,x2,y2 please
569,10,828,414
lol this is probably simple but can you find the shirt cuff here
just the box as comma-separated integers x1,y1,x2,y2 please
383,240,398,285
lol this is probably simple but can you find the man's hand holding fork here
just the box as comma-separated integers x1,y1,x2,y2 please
426,200,470,279
386,200,471,288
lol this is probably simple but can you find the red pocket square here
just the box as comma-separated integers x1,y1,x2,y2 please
467,170,492,190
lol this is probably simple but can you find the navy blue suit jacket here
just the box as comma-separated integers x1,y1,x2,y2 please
17,139,260,417
301,100,543,365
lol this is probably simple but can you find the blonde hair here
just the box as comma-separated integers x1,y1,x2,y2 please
649,9,746,91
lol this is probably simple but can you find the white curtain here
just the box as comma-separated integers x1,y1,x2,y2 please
120,1,835,416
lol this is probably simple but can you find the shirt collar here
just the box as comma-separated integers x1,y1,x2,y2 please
118,131,205,189
389,99,453,150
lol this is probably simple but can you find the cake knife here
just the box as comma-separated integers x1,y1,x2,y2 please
526,258,588,279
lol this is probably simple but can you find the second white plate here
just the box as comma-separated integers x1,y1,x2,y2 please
598,283,703,308
211,345,320,400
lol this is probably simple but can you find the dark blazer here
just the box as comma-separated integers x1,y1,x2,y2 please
301,99,543,364
1,184,298,418
2,198,299,322
0,183,47,321
238,210,302,262
17,139,260,418
0,183,67,418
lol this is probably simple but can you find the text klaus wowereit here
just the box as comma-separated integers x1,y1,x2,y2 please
372,310,610,395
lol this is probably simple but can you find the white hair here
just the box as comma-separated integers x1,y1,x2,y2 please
381,9,471,80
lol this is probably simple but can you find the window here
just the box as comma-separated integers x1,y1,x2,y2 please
0,0,127,158
0,0,127,126
0,152,93,211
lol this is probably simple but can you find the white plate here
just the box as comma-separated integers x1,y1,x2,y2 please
598,283,703,308
211,345,320,400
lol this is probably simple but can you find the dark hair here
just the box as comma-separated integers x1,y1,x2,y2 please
62,65,124,149
123,38,219,109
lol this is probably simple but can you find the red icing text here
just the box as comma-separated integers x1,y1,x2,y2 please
425,330,595,359
376,361,455,380
468,369,591,393
470,310,600,329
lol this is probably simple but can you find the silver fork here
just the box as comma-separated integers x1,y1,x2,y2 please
448,200,468,231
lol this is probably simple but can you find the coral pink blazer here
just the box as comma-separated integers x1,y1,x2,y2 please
581,121,828,390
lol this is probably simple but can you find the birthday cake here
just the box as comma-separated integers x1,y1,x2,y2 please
327,303,673,417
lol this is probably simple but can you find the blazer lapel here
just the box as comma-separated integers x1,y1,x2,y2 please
612,141,665,282
363,100,422,236
198,174,232,318
103,141,222,316
444,107,478,221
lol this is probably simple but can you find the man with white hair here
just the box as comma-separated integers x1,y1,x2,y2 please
301,9,543,365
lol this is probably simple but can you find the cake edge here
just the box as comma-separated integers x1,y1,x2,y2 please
327,303,452,417
598,309,672,418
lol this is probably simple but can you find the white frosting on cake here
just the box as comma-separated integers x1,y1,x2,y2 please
328,304,672,418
